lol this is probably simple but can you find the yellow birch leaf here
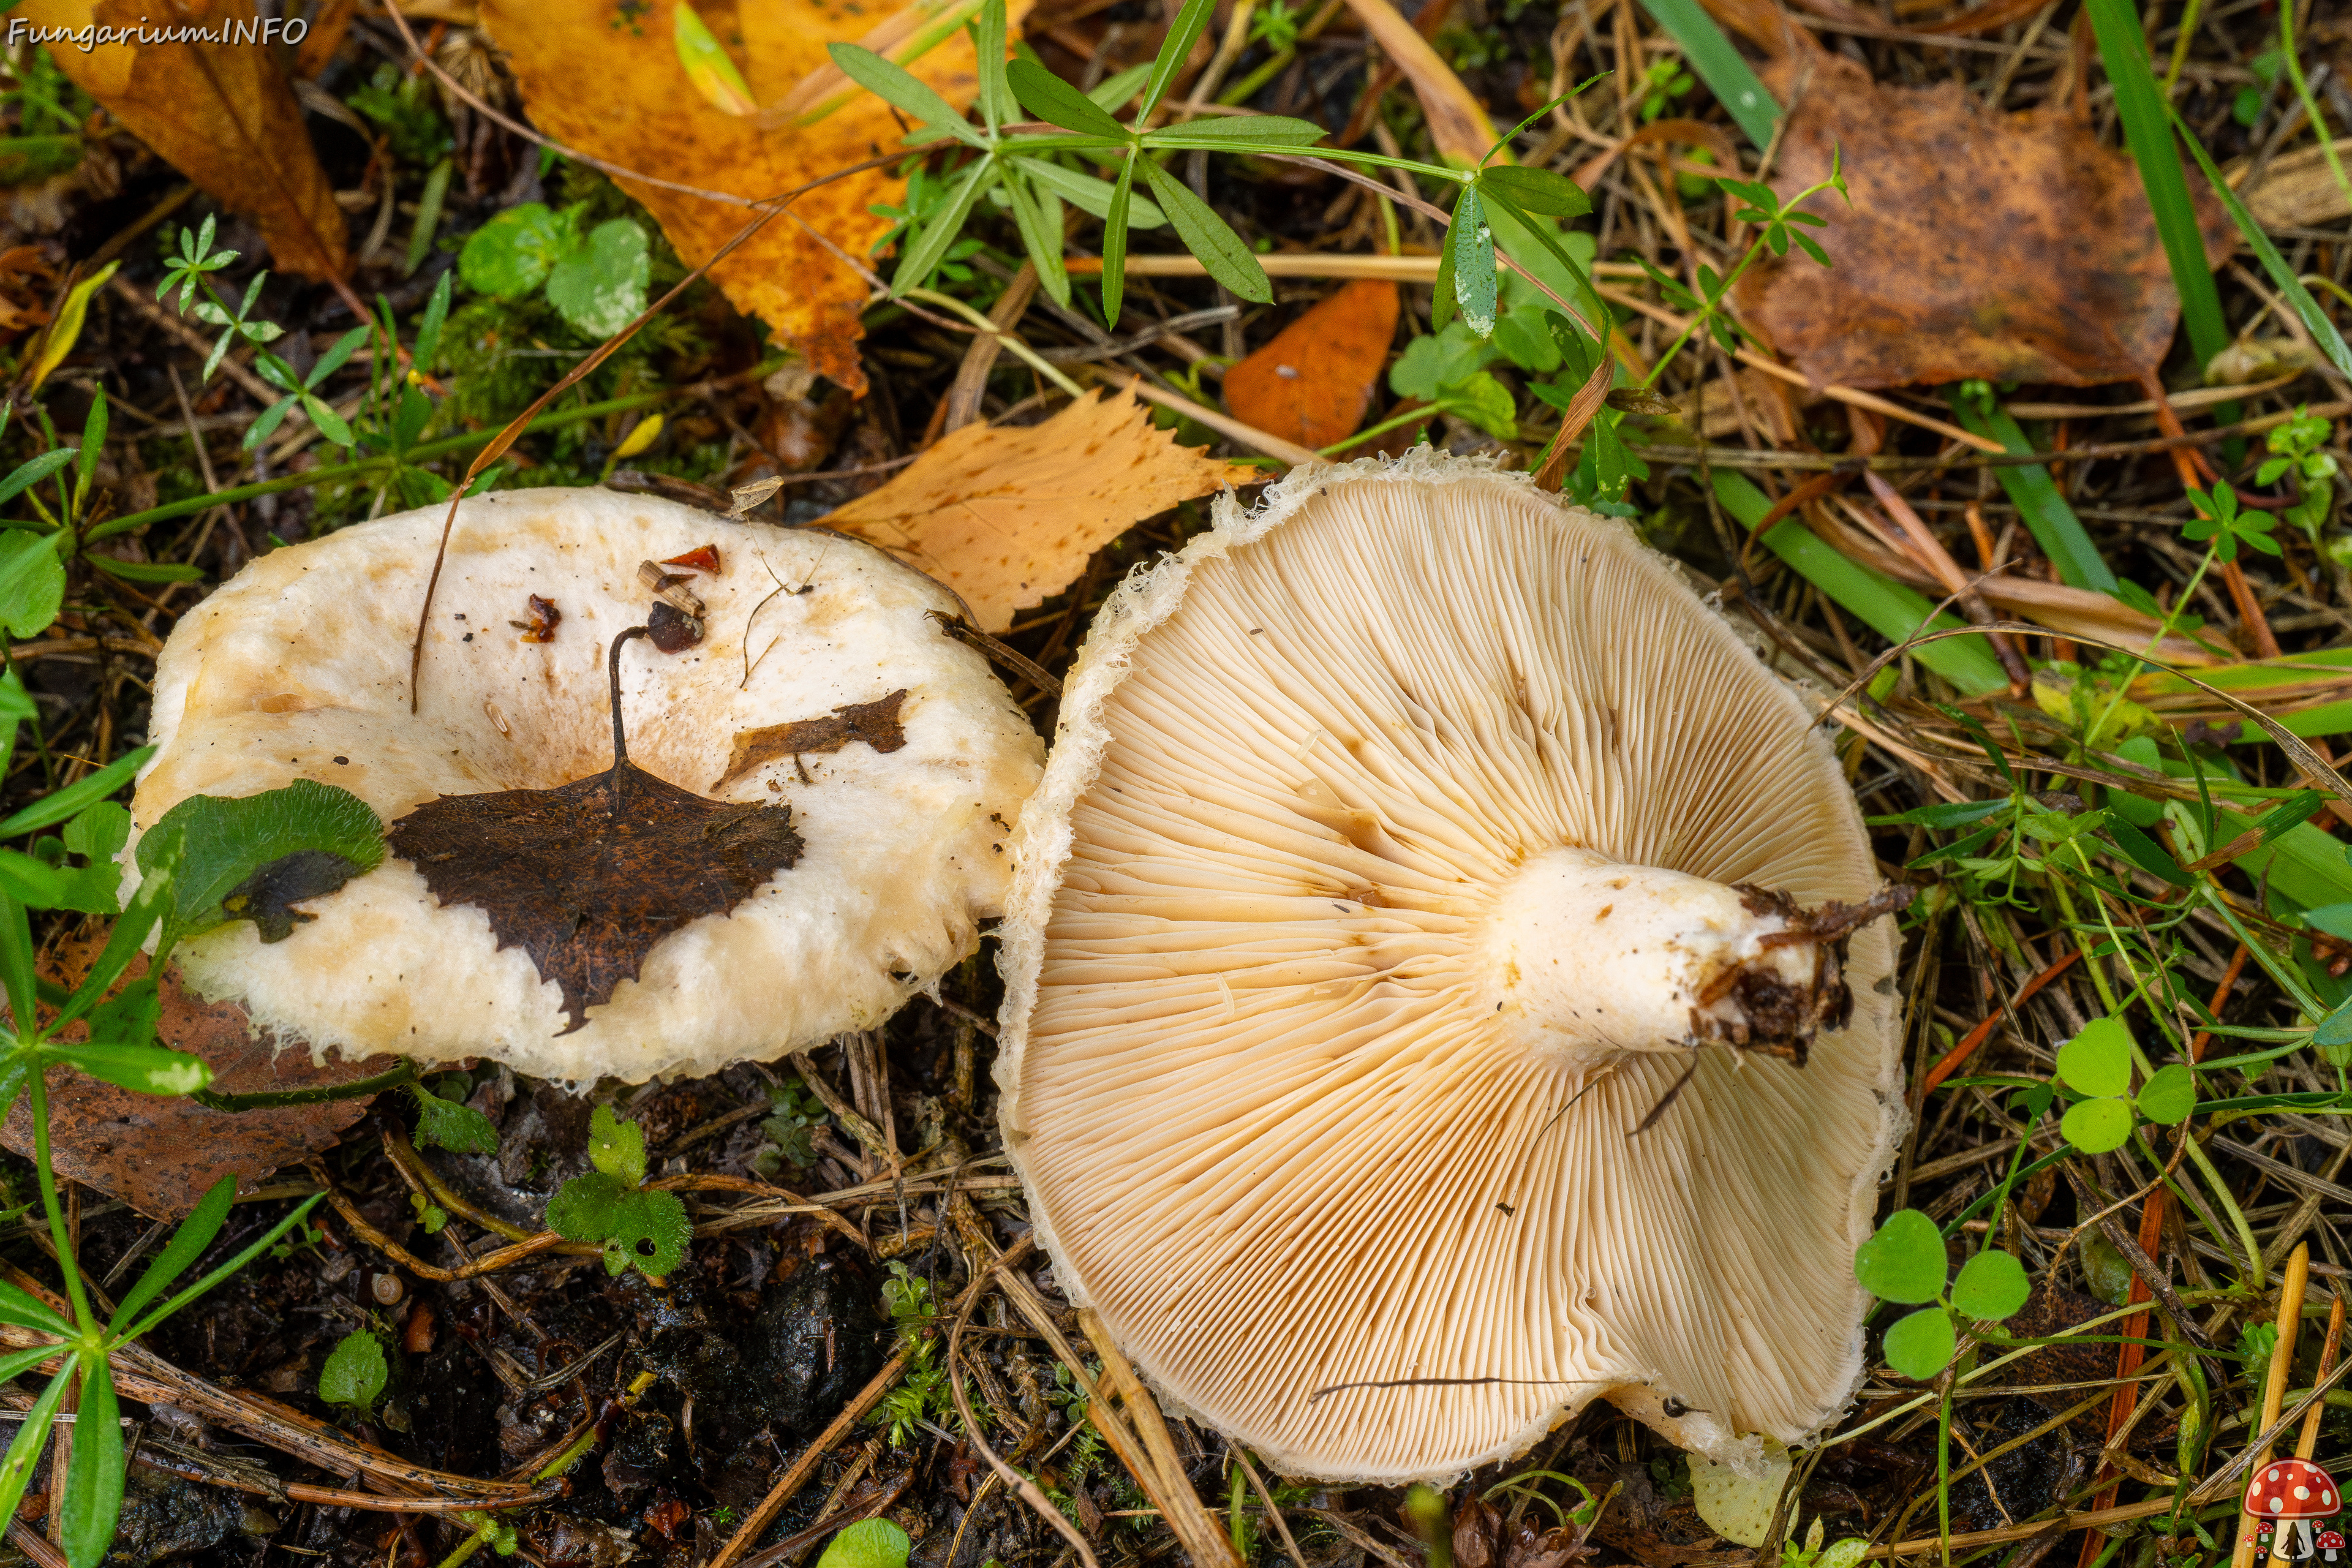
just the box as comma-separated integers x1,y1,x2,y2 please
825,390,1262,632
15,0,348,281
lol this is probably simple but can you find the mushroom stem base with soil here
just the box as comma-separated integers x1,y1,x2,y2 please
1483,848,1908,1069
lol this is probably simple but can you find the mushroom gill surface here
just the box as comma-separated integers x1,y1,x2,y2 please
996,454,1902,1484
129,488,1043,1083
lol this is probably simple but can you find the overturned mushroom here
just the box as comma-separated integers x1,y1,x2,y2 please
996,454,1904,1483
127,488,1042,1082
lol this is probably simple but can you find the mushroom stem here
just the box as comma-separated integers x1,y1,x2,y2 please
1482,848,1905,1068
608,625,650,770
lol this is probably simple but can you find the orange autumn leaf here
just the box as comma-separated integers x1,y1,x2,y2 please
825,389,1261,631
1223,279,1399,452
17,0,345,279
480,0,1021,393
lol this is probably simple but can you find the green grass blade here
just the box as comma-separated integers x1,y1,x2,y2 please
61,1357,121,1568
109,1175,235,1334
1136,160,1270,303
0,747,149,839
2083,0,2229,369
1634,0,1779,150
0,1357,73,1540
1102,153,1136,329
2169,107,2352,379
1714,473,2010,696
1947,394,2119,592
119,1194,325,1344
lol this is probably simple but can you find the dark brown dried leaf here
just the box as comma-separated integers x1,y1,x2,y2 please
712,690,910,790
388,762,802,1033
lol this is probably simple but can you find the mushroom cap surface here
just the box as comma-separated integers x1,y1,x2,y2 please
129,488,1043,1083
995,453,1902,1484
2252,1460,2341,1519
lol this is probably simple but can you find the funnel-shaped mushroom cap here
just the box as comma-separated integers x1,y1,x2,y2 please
129,488,1042,1083
996,454,1901,1484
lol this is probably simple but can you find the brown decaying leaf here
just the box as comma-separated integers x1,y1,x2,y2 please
1733,53,2232,390
17,0,347,281
386,631,805,1033
0,948,394,1220
825,389,1262,632
1222,280,1400,452
478,0,1023,391
714,690,908,790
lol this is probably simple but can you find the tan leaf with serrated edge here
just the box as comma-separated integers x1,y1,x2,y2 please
479,0,1022,394
825,390,1261,631
17,0,345,280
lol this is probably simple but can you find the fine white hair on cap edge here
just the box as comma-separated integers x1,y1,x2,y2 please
126,488,1045,1085
993,448,1905,1485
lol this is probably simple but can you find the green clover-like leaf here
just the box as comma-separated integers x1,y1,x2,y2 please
2135,1063,2197,1126
1882,1307,1957,1381
1950,1248,2030,1321
2055,1016,2133,1098
2060,1095,2135,1153
1853,1208,1946,1305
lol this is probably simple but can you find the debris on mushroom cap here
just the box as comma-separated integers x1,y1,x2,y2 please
994,452,1904,1485
125,488,1043,1084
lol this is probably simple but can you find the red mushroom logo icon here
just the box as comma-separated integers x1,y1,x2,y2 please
2318,1529,2345,1563
2247,1458,2342,1560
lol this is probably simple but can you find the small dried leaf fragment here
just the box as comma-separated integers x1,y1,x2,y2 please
1223,281,1400,452
715,690,909,790
15,0,346,280
477,0,1023,390
388,761,804,1031
663,545,724,574
516,595,562,643
826,390,1262,632
0,948,393,1219
1733,53,2232,389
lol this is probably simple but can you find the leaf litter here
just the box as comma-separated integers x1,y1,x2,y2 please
824,387,1261,631
475,0,1028,390
1735,43,2236,388
15,0,347,282
0,947,395,1219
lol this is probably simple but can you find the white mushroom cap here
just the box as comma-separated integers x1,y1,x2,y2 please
127,488,1043,1084
995,453,1902,1485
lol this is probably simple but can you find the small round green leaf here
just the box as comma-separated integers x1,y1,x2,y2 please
2055,1016,2133,1098
2060,1096,2135,1153
319,1329,388,1412
1950,1249,2030,1321
813,1518,911,1568
457,204,567,300
1882,1307,1957,1382
2135,1063,2196,1125
1853,1208,1947,1305
545,219,650,339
